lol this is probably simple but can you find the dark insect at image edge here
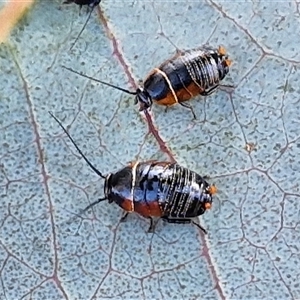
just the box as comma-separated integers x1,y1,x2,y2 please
63,0,101,7
62,45,232,119
49,112,217,234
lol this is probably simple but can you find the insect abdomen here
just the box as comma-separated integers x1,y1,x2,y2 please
158,164,211,218
133,162,212,219
144,46,231,106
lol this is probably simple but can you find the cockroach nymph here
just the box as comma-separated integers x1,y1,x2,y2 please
63,0,101,50
63,45,232,118
50,112,216,233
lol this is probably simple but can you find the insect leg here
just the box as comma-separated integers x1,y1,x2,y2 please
147,217,155,233
218,84,235,92
162,217,207,234
200,85,219,96
191,220,207,234
162,217,192,225
82,197,107,213
120,211,129,222
121,213,154,233
179,102,197,119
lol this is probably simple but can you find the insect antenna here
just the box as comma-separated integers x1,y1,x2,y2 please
81,197,107,213
64,197,107,224
49,112,106,179
69,4,96,51
62,66,137,95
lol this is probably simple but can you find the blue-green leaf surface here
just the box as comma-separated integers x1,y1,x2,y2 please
0,1,299,299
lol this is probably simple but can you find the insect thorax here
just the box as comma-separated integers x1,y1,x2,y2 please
105,166,133,206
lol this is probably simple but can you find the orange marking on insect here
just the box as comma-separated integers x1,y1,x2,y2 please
156,82,205,106
134,202,163,218
155,91,178,106
218,45,227,56
225,59,232,67
208,185,217,195
176,82,205,102
120,199,134,212
205,203,212,210
154,68,179,104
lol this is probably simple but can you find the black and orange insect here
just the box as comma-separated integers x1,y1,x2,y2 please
50,112,216,233
63,45,232,118
63,0,101,50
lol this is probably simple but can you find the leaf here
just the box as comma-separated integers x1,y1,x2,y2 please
0,1,299,299
0,0,35,43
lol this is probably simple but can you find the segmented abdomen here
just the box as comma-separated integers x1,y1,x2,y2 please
180,49,220,90
165,46,229,92
132,162,212,218
158,164,211,218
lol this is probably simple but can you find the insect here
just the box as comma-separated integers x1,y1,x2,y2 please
63,0,101,50
49,112,216,233
63,45,232,118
